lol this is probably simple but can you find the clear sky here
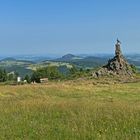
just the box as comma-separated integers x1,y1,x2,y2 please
0,0,140,55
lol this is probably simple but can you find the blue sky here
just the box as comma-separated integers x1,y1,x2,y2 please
0,0,140,55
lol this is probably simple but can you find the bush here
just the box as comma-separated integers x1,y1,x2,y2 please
31,66,62,83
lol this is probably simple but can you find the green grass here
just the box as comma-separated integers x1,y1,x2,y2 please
28,61,73,71
0,81,140,140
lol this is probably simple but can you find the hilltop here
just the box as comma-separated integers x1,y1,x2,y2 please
54,54,82,61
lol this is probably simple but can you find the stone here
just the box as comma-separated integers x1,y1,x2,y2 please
93,40,134,78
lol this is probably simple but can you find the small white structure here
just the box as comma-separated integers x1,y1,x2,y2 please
40,78,49,83
17,76,21,83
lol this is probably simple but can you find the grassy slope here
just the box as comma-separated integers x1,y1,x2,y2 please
0,81,140,140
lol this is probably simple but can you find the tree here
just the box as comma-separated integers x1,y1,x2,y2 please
69,66,78,75
31,72,41,83
24,75,31,83
7,73,15,81
31,66,62,83
0,69,7,82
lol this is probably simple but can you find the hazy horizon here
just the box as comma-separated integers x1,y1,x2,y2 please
0,52,140,59
0,0,140,55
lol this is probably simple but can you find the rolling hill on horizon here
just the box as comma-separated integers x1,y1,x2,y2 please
0,53,140,77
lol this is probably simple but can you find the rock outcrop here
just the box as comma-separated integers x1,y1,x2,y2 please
93,40,134,78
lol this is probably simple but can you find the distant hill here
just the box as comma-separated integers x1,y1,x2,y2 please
55,54,82,61
0,54,139,78
0,57,35,64
53,54,108,68
126,54,140,67
62,54,75,59
71,56,109,68
0,58,35,77
0,57,16,62
53,54,140,69
127,59,140,67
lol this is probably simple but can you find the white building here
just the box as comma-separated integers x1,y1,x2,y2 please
17,76,21,83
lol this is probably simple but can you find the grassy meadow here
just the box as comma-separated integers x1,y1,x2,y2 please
0,80,140,140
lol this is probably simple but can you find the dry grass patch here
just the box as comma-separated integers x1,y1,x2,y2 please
0,81,140,139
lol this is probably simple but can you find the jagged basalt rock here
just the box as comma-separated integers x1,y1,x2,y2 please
93,40,134,78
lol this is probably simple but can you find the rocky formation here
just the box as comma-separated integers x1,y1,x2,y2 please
93,40,134,78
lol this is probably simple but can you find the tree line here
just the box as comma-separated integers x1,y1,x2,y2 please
0,69,18,82
0,65,92,84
